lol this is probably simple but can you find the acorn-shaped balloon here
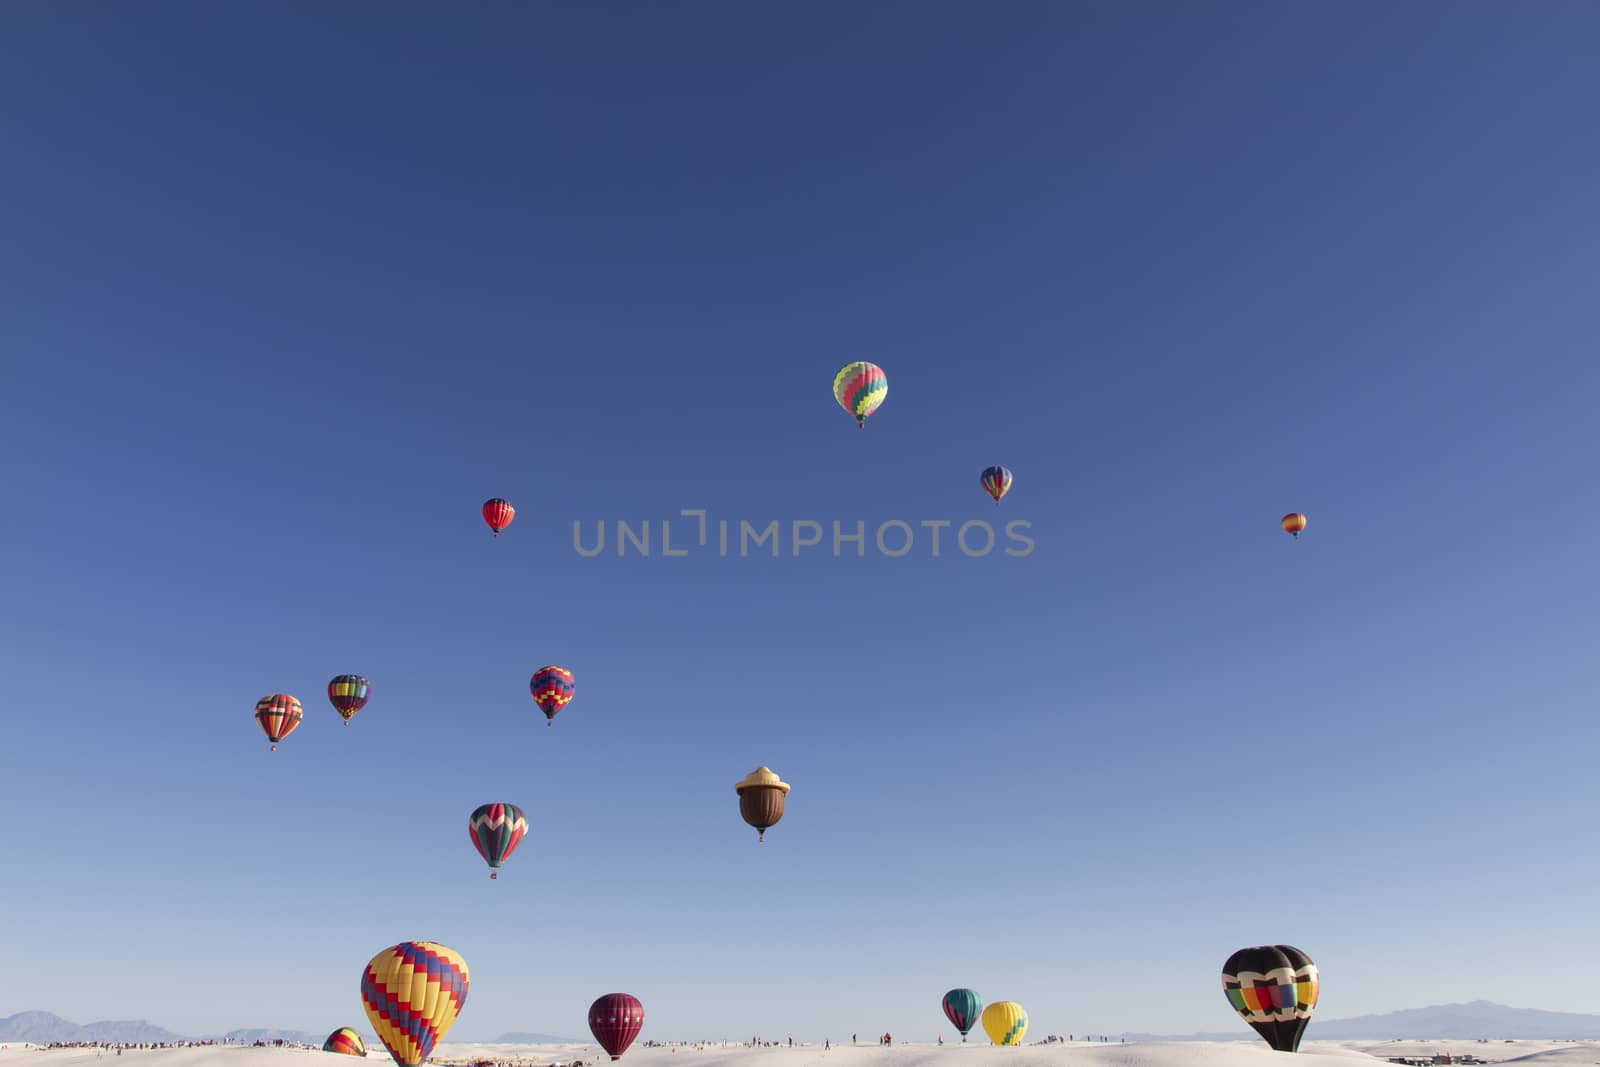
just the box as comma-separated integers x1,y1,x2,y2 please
1282,513,1307,539
735,766,790,842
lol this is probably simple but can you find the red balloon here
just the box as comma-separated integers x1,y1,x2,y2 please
589,994,643,1061
483,498,515,538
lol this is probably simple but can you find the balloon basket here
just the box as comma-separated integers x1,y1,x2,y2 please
490,872,498,880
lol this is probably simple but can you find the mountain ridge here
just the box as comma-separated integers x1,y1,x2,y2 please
1124,1000,1600,1041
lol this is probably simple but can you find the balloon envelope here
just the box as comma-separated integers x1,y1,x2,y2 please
255,694,303,748
469,802,528,874
1222,944,1319,1052
530,666,574,723
360,941,469,1066
833,362,887,427
734,766,790,841
1281,513,1307,537
328,675,370,723
483,499,515,537
942,989,982,1038
980,467,1013,504
323,1029,366,1056
589,993,644,1061
981,1002,1027,1046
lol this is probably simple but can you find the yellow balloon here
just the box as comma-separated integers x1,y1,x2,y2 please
360,941,470,1066
981,1001,1028,1046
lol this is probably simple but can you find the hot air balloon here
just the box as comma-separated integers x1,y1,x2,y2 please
468,802,528,880
530,666,574,726
980,466,1013,505
833,361,887,428
1282,513,1307,539
589,993,644,1062
323,1029,366,1056
734,766,790,842
981,1002,1027,1046
1221,944,1319,1053
483,498,515,539
360,941,469,1067
255,694,303,751
329,675,370,725
942,989,983,1042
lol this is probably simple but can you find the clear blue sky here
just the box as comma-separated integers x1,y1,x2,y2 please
3,0,1599,1046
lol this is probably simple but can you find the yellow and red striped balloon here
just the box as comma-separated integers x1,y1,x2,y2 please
360,941,469,1067
1281,513,1307,539
323,1029,366,1057
254,694,303,751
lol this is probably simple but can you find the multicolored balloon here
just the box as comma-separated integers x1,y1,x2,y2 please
360,941,469,1067
323,1029,366,1056
469,802,528,880
981,1001,1027,1046
255,694,303,752
328,675,370,725
530,666,574,726
980,466,1013,505
483,498,515,539
833,361,887,428
589,993,644,1061
1222,944,1319,1053
1282,513,1307,539
942,989,983,1041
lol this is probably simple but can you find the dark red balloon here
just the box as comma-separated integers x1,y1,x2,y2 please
589,993,643,1061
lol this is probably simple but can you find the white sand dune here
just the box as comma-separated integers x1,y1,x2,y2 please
5,1039,1599,1067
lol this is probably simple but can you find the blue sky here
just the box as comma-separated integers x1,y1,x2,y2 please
3,0,1600,1046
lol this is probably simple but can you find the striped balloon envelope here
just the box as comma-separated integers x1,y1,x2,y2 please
254,694,303,752
328,675,370,725
833,361,887,428
530,666,574,725
360,941,469,1067
589,993,644,1061
1281,513,1307,539
468,803,528,879
979,466,1013,505
482,498,515,539
323,1029,366,1056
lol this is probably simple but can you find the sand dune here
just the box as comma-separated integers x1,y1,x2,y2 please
8,1038,1600,1067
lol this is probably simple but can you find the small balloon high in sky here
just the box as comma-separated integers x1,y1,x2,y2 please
734,766,790,842
254,694,303,752
482,498,515,538
469,802,528,880
833,361,887,428
327,675,369,725
530,665,574,726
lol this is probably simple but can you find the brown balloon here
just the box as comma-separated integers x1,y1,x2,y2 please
734,766,790,842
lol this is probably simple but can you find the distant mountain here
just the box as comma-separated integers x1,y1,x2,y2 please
0,1012,327,1047
1307,1001,1600,1040
216,1030,329,1046
489,1033,588,1045
0,1012,186,1045
1123,1001,1600,1042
